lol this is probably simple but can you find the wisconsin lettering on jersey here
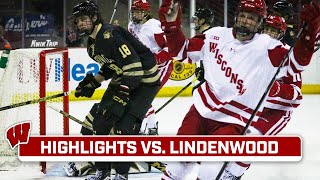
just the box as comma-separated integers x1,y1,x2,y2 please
209,42,246,95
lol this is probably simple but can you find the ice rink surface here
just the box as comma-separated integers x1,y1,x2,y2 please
0,95,320,180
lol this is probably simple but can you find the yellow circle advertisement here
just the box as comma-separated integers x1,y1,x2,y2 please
169,61,196,81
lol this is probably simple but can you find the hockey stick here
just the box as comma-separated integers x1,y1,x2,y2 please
47,105,94,132
155,77,198,114
314,44,320,52
50,107,167,172
109,0,120,24
215,23,307,180
0,92,69,111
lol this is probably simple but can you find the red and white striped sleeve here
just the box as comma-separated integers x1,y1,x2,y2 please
268,37,314,77
153,32,172,64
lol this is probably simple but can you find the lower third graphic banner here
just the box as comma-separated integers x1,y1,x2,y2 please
17,136,302,162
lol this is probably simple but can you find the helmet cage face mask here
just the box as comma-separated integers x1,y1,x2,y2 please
191,16,202,30
74,15,94,37
263,25,283,39
235,11,262,37
130,9,148,24
263,15,287,40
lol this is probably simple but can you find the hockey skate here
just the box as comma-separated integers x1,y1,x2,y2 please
63,162,78,176
113,173,128,180
85,169,111,180
220,170,241,180
63,162,95,177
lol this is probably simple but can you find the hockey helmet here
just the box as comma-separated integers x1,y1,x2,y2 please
131,0,150,11
263,14,287,39
235,0,267,38
72,0,102,36
273,0,294,20
238,0,267,18
191,8,214,31
130,0,150,24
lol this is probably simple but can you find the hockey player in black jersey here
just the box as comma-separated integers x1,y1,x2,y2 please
190,8,214,92
71,1,160,179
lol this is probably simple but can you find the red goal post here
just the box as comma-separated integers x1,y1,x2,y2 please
39,48,69,173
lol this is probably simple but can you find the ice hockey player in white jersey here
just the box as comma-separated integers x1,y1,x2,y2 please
128,0,174,135
197,14,306,180
159,0,320,179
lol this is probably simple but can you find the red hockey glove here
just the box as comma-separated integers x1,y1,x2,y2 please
158,0,182,32
158,0,173,19
300,1,320,49
154,50,173,64
269,80,297,100
269,81,281,97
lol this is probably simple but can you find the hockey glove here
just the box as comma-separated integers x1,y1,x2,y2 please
195,66,204,82
300,1,320,49
75,73,101,98
158,0,182,32
98,84,130,123
269,80,299,100
269,81,281,97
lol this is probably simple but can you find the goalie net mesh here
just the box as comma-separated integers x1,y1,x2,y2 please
0,48,69,172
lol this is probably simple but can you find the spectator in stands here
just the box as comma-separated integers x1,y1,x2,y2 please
66,16,84,47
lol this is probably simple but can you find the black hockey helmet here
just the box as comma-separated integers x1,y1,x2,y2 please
191,8,214,31
194,8,214,25
273,0,294,20
72,0,103,24
72,1,103,36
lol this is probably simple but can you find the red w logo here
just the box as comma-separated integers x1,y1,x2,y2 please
5,121,31,149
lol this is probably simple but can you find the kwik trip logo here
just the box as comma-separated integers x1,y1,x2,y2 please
30,40,58,47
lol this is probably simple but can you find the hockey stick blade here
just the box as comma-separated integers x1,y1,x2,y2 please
0,92,69,111
147,161,166,172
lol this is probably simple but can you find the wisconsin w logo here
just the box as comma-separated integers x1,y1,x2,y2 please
5,121,31,149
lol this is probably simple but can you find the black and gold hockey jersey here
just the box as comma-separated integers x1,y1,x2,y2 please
87,23,160,88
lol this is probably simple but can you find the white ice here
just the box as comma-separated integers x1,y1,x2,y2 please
0,95,319,180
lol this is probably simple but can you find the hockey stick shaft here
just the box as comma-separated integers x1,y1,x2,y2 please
155,77,198,114
0,92,69,111
47,107,167,172
47,105,93,132
314,45,320,52
109,0,120,24
215,23,307,180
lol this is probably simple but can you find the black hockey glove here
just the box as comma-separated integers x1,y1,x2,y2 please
75,73,101,98
98,84,130,123
195,66,204,82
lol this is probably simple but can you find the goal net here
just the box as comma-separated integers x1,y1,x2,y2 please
0,48,69,173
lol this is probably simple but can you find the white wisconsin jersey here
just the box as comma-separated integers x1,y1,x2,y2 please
128,18,163,54
189,27,301,132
